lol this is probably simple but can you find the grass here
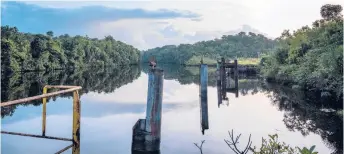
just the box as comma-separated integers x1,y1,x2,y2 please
237,58,260,66
185,56,217,65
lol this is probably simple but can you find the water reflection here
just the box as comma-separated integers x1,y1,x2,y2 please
1,65,342,154
1,87,81,154
1,65,141,118
260,83,343,154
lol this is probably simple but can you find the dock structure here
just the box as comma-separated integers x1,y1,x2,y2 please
217,58,239,107
199,63,209,134
1,85,82,154
132,68,164,153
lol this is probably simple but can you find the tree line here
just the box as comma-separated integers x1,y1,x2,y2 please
1,26,141,74
141,32,276,65
260,4,343,100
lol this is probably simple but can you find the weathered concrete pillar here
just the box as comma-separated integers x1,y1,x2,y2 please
234,59,238,89
199,64,209,133
216,68,222,108
72,90,81,154
132,68,164,152
42,86,47,136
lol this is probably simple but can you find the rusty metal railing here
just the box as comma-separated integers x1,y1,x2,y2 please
1,85,82,154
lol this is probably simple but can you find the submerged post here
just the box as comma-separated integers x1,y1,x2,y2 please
199,64,209,133
42,86,47,136
72,90,81,154
132,68,164,152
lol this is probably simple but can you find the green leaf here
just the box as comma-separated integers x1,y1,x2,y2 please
309,145,316,152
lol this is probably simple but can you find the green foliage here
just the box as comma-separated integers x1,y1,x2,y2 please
141,32,276,64
1,26,141,73
251,134,319,154
260,4,343,99
297,146,318,154
251,134,295,154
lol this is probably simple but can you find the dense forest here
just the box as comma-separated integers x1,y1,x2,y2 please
260,4,343,99
141,32,276,65
1,26,141,73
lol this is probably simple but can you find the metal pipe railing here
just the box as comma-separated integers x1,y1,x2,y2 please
1,85,81,154
0,86,82,107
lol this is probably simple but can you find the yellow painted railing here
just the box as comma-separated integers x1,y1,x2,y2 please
1,85,82,154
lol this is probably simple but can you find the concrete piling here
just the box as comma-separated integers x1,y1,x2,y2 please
132,68,164,152
72,90,81,154
42,86,47,136
216,68,222,108
199,64,209,133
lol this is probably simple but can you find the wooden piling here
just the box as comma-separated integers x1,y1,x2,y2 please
199,64,209,132
132,68,164,152
72,90,81,154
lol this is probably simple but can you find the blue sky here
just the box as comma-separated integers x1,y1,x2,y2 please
1,1,343,50
1,1,197,36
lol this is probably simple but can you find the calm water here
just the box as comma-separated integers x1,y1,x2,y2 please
1,65,342,154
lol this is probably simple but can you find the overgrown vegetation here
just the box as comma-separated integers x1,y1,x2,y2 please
1,26,141,73
260,4,343,99
141,32,275,65
195,132,319,154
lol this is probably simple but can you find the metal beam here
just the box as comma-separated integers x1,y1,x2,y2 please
1,131,73,141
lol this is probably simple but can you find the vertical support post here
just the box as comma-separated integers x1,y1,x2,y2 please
220,58,227,99
216,67,222,108
234,59,239,98
199,64,209,132
145,68,163,151
42,86,47,136
72,90,81,154
132,68,164,152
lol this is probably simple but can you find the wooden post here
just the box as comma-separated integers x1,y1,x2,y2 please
72,90,81,154
42,86,47,136
199,64,209,132
132,68,164,152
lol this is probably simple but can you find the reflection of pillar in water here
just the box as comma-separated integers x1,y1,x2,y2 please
199,64,209,133
72,90,81,154
132,69,164,152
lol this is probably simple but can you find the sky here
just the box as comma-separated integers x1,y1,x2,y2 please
1,0,343,50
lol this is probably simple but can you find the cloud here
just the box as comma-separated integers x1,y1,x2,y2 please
2,0,344,50
1,1,197,36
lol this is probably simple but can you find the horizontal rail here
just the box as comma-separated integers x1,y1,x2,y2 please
45,85,81,89
55,144,73,154
0,86,82,107
1,131,73,141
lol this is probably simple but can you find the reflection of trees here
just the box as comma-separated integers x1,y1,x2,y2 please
260,83,343,154
1,65,141,118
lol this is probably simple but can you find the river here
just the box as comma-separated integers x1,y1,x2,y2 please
1,65,342,154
